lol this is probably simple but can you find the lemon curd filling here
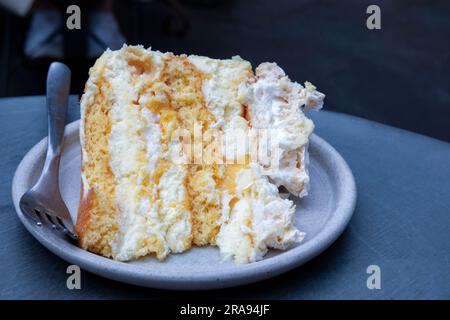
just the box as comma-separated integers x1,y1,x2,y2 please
76,45,324,264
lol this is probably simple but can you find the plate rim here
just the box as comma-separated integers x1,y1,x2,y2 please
12,120,357,290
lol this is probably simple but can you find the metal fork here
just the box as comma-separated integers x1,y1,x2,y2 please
19,62,77,240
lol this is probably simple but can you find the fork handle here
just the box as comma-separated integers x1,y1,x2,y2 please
39,62,71,188
46,62,71,159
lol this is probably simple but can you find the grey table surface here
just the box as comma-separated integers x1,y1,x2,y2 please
0,96,449,300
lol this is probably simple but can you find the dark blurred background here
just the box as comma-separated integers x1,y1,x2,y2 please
1,0,449,141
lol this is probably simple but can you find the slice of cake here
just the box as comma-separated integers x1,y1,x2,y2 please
75,45,324,264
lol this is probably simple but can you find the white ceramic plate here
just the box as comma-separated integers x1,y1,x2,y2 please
12,120,356,290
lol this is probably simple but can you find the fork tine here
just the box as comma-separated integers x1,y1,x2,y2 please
20,196,43,226
33,209,43,226
49,214,78,240
54,216,66,230
64,229,78,240
60,218,78,240
43,212,58,230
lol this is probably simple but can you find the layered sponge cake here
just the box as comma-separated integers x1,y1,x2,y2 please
75,45,324,264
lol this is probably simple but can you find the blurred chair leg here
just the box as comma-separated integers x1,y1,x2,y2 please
163,0,190,36
131,1,141,44
1,10,11,96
